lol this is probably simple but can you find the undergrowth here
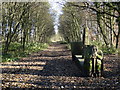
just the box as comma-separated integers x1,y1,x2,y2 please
1,42,48,62
90,41,119,55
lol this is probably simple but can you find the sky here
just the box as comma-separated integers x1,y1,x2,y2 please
48,0,66,34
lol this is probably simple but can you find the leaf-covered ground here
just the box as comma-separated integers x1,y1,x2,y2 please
1,43,120,89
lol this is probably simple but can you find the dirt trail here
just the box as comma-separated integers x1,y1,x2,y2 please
1,43,120,89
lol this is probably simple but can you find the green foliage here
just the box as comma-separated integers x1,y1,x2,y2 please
90,41,102,48
100,46,117,54
25,43,48,53
8,42,22,51
2,42,48,62
2,2,54,54
117,48,120,55
91,41,117,54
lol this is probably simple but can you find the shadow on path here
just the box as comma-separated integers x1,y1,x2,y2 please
1,43,119,89
2,44,81,77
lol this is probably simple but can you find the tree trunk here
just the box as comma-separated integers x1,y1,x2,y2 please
97,13,109,47
116,17,120,48
83,26,86,45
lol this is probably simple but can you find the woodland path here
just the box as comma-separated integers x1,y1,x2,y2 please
1,43,120,89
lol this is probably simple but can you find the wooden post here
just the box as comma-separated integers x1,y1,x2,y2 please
83,27,86,45
83,26,89,45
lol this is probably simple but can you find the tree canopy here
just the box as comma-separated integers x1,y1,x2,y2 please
59,2,120,49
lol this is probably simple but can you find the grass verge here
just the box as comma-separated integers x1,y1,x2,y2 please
2,42,48,62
